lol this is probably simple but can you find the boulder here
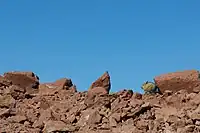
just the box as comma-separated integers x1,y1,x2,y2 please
3,71,39,89
53,78,73,89
39,84,61,96
43,78,73,90
154,70,200,93
89,71,111,93
39,77,76,96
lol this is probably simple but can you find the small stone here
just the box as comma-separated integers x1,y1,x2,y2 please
88,110,102,124
0,94,15,108
196,121,200,126
109,117,117,127
24,121,31,127
185,125,195,132
43,120,75,132
13,115,27,123
141,102,151,108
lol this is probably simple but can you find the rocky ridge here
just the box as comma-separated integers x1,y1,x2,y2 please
0,70,200,133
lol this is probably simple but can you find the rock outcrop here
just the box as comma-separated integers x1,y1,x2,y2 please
1,70,200,132
4,71,39,89
89,71,111,93
154,70,200,93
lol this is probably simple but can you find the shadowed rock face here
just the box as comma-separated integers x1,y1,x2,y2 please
1,70,200,133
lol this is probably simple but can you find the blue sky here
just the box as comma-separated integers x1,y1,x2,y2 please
0,1,200,93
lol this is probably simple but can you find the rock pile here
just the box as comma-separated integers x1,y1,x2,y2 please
0,70,200,133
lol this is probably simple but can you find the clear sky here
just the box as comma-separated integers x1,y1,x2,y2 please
0,1,200,93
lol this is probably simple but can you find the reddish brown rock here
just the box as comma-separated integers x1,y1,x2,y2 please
109,117,117,127
38,84,60,96
88,87,108,96
132,92,142,100
32,109,53,128
85,72,111,107
136,119,149,131
89,71,111,93
154,70,200,93
39,97,50,110
109,113,121,127
87,110,102,124
8,115,27,123
9,85,25,100
0,75,12,87
85,87,110,107
2,69,200,132
3,71,39,89
53,78,73,89
0,94,15,108
117,89,133,100
69,85,77,93
42,78,74,92
43,120,76,132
